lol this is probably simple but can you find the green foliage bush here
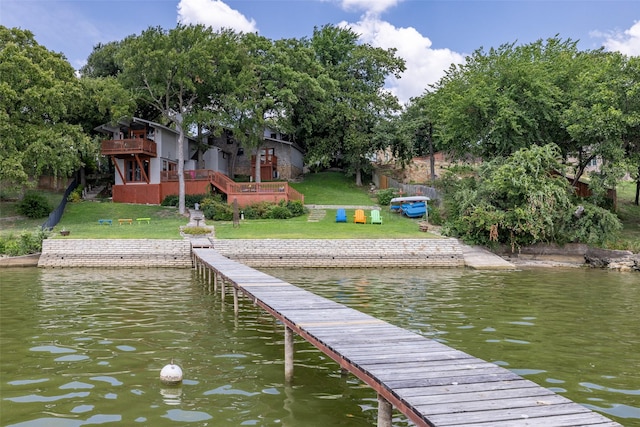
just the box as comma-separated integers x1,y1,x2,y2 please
0,229,48,256
161,194,208,208
67,185,84,203
376,188,398,206
267,205,292,219
17,192,52,218
439,144,623,250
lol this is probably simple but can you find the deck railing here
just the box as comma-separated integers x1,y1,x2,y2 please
160,169,303,203
101,138,157,157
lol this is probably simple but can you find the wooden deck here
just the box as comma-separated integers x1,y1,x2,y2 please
192,248,621,427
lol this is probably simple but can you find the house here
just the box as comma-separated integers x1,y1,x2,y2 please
204,127,305,182
97,118,303,206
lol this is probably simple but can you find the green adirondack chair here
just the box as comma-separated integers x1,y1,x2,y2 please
370,209,383,224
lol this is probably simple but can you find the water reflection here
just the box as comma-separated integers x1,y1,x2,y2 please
1,266,638,426
1,268,384,427
267,267,640,426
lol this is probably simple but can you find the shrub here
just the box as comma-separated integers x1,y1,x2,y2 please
286,200,305,217
376,188,398,206
67,185,84,203
181,226,210,235
161,194,209,208
17,192,52,218
0,229,48,256
267,205,292,219
161,195,178,207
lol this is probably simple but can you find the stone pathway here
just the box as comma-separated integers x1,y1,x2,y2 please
307,209,326,222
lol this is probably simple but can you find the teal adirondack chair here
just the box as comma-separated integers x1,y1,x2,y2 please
370,209,383,224
336,208,347,223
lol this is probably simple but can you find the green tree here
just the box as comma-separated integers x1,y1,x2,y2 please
79,41,122,78
0,26,94,192
117,25,239,213
442,144,622,249
304,25,405,186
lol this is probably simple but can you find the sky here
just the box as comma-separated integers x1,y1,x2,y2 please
2,0,640,104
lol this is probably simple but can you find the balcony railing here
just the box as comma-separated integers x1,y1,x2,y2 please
101,138,157,157
160,169,304,203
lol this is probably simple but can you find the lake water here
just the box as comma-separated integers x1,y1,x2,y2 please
0,266,638,426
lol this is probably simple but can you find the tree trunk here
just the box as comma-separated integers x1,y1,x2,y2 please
176,121,186,215
355,169,362,186
636,166,640,206
254,143,262,183
428,122,435,181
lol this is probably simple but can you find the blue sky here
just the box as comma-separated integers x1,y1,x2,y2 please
2,0,639,103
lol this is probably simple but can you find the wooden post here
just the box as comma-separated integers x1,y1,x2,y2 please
284,325,294,384
221,278,225,300
377,394,392,427
233,287,239,314
213,272,218,292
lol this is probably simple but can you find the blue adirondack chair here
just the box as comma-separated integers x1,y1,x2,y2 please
336,208,347,223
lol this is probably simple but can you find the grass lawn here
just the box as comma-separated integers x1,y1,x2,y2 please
613,181,640,251
214,208,432,239
290,171,376,205
1,172,636,245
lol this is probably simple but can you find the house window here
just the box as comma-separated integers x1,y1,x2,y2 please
125,159,149,182
261,148,274,164
162,160,177,172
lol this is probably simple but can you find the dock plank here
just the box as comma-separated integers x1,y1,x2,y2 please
192,248,622,427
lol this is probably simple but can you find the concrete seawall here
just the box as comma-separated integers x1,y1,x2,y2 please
36,237,515,269
213,238,466,268
38,239,193,268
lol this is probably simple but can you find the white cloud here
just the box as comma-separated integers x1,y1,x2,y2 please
341,15,465,104
177,0,258,33
337,0,402,15
599,21,640,56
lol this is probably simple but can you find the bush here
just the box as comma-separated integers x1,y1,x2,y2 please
17,192,52,218
67,185,84,203
286,200,306,217
267,205,292,219
0,229,49,256
376,188,398,206
161,194,208,208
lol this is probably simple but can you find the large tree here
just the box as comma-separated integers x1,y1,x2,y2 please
0,26,94,192
426,37,635,188
117,25,240,213
302,25,405,186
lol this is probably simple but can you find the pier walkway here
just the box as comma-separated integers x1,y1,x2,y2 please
192,248,620,427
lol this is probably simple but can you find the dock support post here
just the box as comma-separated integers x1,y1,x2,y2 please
221,279,225,300
213,273,218,292
284,326,294,384
377,394,392,427
233,287,239,314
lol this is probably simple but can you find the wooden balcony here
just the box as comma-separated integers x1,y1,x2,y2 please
101,138,157,158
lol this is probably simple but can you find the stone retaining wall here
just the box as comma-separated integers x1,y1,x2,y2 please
212,238,465,268
37,238,465,268
38,239,192,268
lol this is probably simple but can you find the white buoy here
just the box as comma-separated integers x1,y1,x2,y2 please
160,359,183,385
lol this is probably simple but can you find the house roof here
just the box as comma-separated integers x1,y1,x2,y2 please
94,117,198,143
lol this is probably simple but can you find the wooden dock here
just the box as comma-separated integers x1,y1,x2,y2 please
192,248,621,427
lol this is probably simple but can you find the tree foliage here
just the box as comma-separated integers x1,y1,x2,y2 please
0,26,94,191
441,144,622,250
117,25,241,213
300,25,405,185
423,37,636,189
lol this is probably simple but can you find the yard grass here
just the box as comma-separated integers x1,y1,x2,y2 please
290,171,376,205
214,208,431,239
1,173,637,244
612,181,640,251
